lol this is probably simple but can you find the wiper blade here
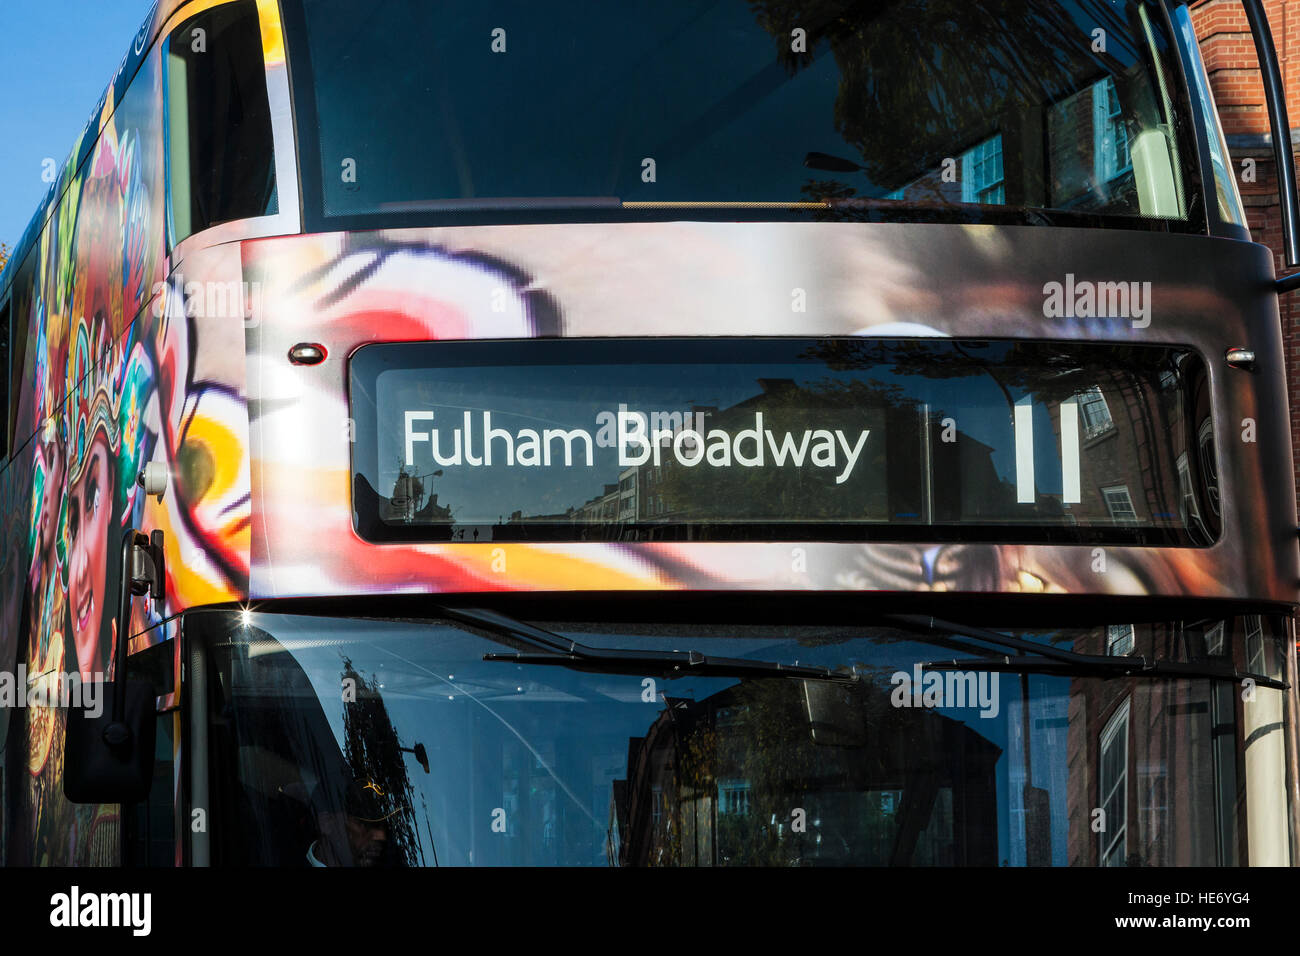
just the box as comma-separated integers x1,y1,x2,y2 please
483,650,857,682
919,655,1288,688
887,614,1288,690
443,606,856,684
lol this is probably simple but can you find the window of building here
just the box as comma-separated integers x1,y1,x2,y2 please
1099,699,1130,866
718,779,751,816
1197,418,1219,518
1106,623,1135,657
1137,766,1167,852
1102,485,1138,524
166,0,277,246
1094,77,1131,182
1205,621,1225,657
1077,386,1114,439
961,134,1004,204
1175,451,1207,540
1245,616,1265,675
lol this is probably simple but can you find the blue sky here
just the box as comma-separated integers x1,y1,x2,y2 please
0,0,155,252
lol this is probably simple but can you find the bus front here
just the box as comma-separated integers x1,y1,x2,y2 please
161,0,1299,867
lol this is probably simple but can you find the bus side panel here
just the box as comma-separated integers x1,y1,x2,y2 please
5,35,170,867
131,240,253,635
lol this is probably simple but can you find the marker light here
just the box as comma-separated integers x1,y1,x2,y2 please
1225,347,1256,369
288,343,327,365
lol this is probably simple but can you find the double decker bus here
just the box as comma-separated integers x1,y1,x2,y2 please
1,0,1297,868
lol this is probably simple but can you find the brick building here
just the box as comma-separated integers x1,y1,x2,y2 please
1191,0,1300,506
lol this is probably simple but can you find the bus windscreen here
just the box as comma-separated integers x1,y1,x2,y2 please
349,338,1219,545
287,0,1199,227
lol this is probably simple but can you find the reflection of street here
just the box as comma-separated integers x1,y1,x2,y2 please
331,658,424,866
1061,617,1271,866
201,610,1296,866
607,676,1001,866
383,467,450,525
208,620,425,866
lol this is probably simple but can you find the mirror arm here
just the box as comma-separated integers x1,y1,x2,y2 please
108,529,165,738
109,531,145,733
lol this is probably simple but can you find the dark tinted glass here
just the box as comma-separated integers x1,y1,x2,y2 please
127,713,176,867
0,295,9,456
291,0,1196,223
6,252,36,456
197,608,1292,866
166,0,277,243
349,338,1218,545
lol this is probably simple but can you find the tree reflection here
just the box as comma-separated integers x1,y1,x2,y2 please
612,672,1002,866
745,0,1155,219
338,657,425,866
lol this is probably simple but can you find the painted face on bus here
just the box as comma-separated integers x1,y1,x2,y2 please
37,436,64,560
68,432,111,677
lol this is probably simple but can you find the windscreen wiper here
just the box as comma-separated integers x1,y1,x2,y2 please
885,614,1288,690
443,606,857,684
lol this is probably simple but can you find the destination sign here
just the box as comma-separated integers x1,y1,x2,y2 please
349,339,1216,546
400,408,871,483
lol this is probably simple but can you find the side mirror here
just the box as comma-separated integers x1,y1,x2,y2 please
400,741,431,774
64,679,157,803
62,529,163,804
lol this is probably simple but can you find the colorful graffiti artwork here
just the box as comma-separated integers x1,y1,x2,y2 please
0,37,168,867
0,3,251,864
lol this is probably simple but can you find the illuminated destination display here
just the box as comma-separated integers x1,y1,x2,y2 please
400,408,871,484
349,339,1217,545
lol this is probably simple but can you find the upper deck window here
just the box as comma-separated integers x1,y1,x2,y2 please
283,0,1200,229
165,0,277,246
